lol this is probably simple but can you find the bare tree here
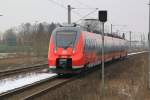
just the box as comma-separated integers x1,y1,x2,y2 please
2,22,57,56
3,29,17,46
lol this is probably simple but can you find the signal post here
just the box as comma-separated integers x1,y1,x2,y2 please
98,11,107,98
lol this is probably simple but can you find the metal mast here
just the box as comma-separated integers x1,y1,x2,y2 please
148,0,150,88
68,5,71,24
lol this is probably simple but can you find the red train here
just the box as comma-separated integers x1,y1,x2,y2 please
48,24,128,74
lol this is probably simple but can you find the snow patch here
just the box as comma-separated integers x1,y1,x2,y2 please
0,72,57,94
128,51,147,56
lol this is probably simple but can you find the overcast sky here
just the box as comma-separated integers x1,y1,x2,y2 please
0,0,149,40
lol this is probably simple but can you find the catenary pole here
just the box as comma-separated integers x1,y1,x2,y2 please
148,0,150,88
68,5,71,24
101,22,105,97
130,31,132,49
98,10,107,99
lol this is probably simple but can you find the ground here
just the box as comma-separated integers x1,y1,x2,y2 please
0,55,47,71
32,53,150,100
0,44,47,71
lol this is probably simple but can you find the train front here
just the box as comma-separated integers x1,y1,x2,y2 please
48,25,84,74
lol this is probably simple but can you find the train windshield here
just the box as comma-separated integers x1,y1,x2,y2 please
56,31,77,49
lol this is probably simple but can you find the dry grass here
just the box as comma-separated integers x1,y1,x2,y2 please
31,53,150,100
0,56,47,71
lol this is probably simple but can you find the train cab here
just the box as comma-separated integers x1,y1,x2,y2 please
48,25,85,74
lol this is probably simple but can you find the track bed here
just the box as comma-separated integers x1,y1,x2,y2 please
27,52,149,100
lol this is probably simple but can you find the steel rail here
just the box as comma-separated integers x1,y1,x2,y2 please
0,63,48,77
0,59,111,100
0,51,147,100
0,65,99,100
0,51,146,77
0,75,76,100
0,75,58,99
23,77,74,100
23,51,147,100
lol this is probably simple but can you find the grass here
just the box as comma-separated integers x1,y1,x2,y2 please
0,56,47,71
0,44,32,53
28,53,150,100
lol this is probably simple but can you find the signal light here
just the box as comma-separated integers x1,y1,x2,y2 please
98,11,107,22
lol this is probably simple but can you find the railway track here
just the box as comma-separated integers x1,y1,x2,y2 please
0,72,80,100
0,64,99,100
0,75,59,100
0,51,147,100
0,51,146,78
0,63,48,78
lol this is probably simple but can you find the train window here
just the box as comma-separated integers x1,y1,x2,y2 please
90,39,92,51
84,39,86,52
56,31,77,49
93,39,95,51
94,40,96,51
85,39,88,52
95,40,97,51
91,39,93,51
84,39,88,52
98,40,101,51
95,40,98,53
87,39,90,51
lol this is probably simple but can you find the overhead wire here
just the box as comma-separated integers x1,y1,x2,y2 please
74,8,99,10
75,8,99,23
47,0,66,9
72,10,82,18
71,0,97,18
47,0,98,23
75,0,93,8
70,0,98,23
47,0,82,18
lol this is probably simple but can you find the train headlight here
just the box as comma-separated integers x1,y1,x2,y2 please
73,50,75,54
54,48,57,53
73,48,76,54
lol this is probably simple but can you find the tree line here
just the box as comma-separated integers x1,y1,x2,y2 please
0,22,57,56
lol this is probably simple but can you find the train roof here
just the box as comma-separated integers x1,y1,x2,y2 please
52,24,81,35
55,24,126,40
